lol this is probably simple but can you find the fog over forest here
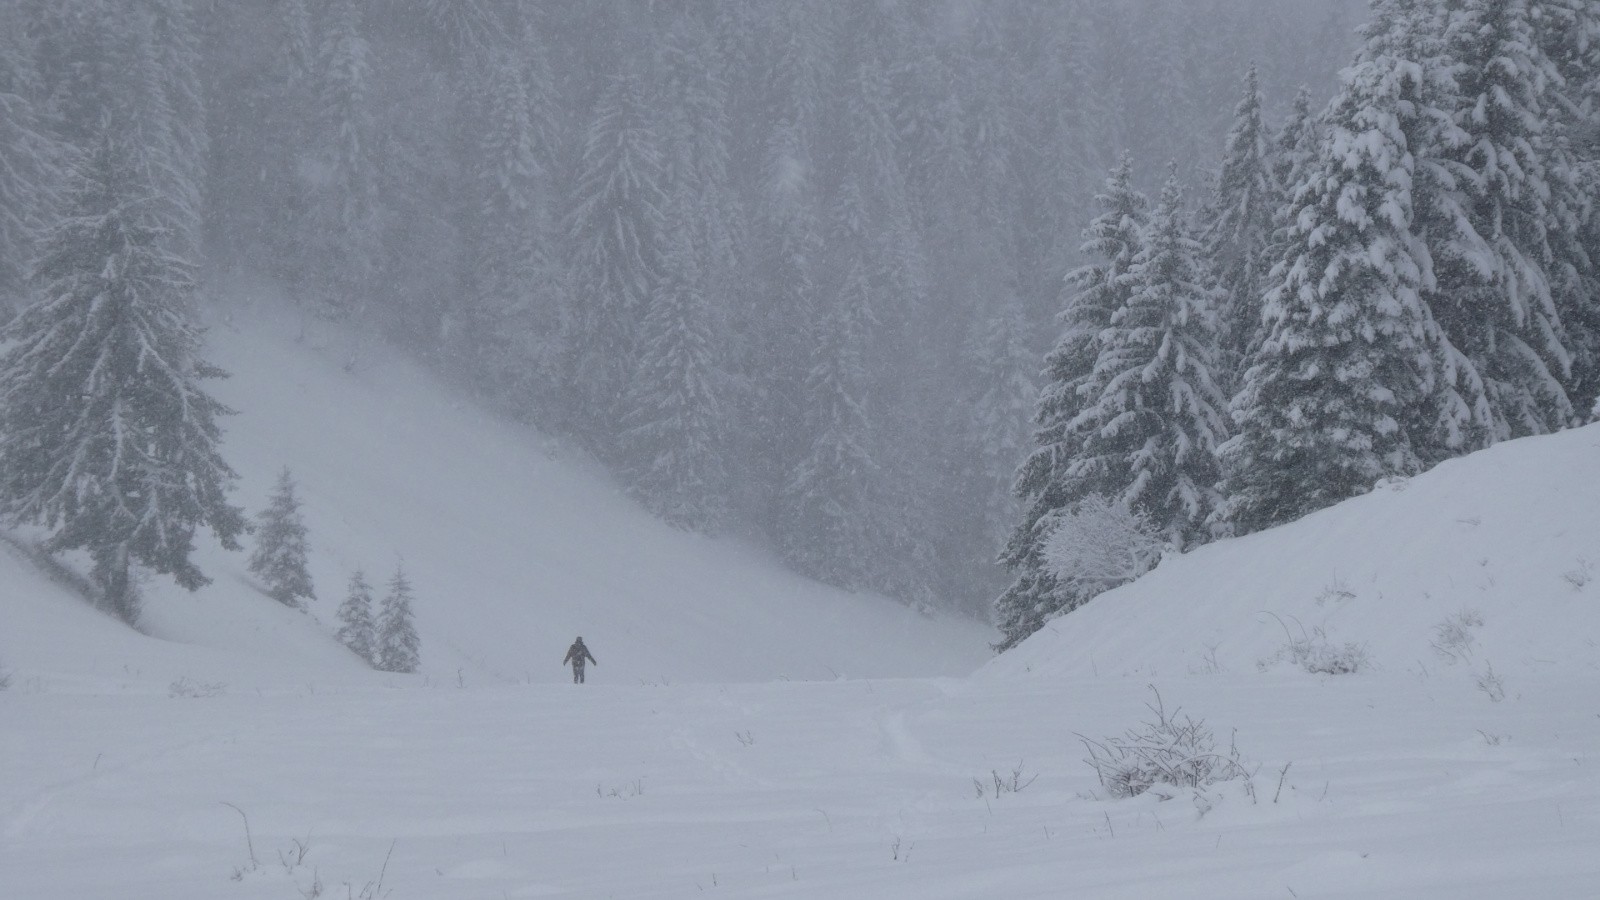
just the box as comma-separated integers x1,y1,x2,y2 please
19,0,1599,630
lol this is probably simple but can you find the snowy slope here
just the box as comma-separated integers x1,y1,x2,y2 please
982,424,1600,684
0,281,992,692
6,294,1600,898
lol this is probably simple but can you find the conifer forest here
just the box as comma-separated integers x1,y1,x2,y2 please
2,0,1597,650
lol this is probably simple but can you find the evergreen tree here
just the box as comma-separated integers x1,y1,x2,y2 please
957,292,1037,554
783,180,879,588
1266,87,1323,258
0,125,245,623
619,188,729,532
279,0,314,84
335,569,377,666
248,468,315,609
734,3,829,526
145,0,208,260
1216,55,1457,536
1428,0,1581,439
1071,173,1229,548
994,157,1147,650
309,0,380,319
421,0,503,69
376,564,420,674
564,71,668,443
457,48,556,409
1535,0,1600,405
1202,64,1279,386
0,9,64,320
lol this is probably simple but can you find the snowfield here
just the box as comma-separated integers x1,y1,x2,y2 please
4,293,1600,898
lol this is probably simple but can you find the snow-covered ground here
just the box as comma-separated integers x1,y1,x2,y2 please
4,289,1600,897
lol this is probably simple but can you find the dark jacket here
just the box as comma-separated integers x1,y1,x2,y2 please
564,641,597,667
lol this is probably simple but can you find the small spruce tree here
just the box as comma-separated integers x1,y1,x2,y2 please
248,468,315,608
335,569,377,666
376,564,421,674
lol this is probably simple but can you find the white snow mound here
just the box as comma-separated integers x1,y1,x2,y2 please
984,424,1600,682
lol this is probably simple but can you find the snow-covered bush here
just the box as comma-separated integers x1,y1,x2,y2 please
1260,614,1369,675
1042,495,1163,601
1078,687,1251,800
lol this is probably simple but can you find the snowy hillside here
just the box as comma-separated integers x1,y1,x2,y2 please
6,389,1600,898
0,283,991,693
983,423,1600,684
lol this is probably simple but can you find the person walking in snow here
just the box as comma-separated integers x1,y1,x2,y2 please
563,636,597,684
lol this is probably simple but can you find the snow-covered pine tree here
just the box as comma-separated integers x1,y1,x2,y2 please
248,468,315,609
1201,63,1279,388
422,0,503,70
1216,54,1453,536
376,565,420,674
654,6,740,301
279,0,313,85
733,3,829,524
457,47,552,408
1426,0,1581,439
1534,0,1600,406
957,292,1037,558
564,70,668,445
0,123,246,623
335,569,377,667
619,186,729,533
1070,171,1228,548
994,156,1147,651
144,0,208,261
0,8,64,320
1266,87,1323,258
782,179,879,589
309,0,380,320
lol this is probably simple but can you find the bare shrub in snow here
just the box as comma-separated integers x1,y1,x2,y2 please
0,663,10,691
1188,643,1225,675
972,761,1038,799
1259,613,1369,675
1476,662,1506,702
1315,575,1355,604
1078,686,1251,800
169,676,226,698
1041,495,1163,601
1431,609,1483,664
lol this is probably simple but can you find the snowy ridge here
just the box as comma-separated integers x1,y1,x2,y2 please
983,424,1600,683
0,283,991,692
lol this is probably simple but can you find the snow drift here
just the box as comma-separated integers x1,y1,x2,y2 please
983,423,1600,683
